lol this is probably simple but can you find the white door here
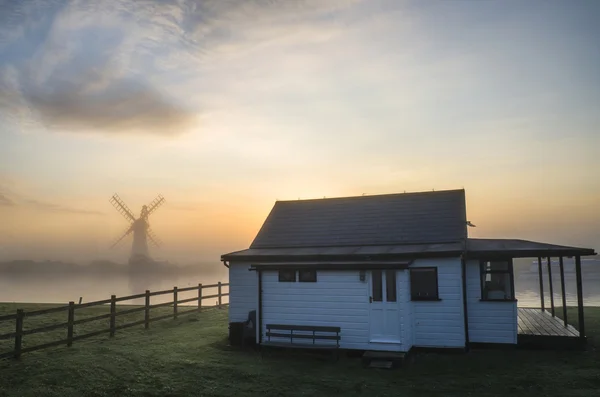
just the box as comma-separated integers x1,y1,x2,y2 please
369,270,401,343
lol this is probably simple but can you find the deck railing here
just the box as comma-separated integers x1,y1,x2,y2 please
0,282,229,360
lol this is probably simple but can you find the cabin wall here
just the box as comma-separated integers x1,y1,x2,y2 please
260,270,377,350
466,260,518,344
228,262,258,323
400,270,413,348
410,258,466,348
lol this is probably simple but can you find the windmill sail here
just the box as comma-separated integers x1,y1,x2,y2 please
109,194,165,263
110,194,136,223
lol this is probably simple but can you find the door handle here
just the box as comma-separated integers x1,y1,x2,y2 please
369,296,373,303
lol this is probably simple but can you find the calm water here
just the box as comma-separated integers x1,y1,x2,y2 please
0,267,229,306
1,265,598,307
515,266,600,307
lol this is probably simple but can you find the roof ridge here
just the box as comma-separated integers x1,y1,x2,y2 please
275,188,465,203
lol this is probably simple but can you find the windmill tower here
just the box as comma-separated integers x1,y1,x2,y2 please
109,194,165,264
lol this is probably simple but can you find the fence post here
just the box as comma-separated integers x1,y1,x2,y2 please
145,290,150,329
67,301,75,347
110,295,116,337
14,309,23,359
198,283,203,312
173,287,178,320
218,282,222,308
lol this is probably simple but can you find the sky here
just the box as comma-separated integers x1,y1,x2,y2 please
0,0,599,265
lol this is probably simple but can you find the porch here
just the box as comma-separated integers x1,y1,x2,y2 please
518,308,579,337
517,308,583,349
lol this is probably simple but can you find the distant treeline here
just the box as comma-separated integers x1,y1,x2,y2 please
0,260,215,276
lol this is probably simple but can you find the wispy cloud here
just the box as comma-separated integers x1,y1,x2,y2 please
0,186,104,215
25,77,198,136
20,198,106,215
0,193,15,206
0,0,365,136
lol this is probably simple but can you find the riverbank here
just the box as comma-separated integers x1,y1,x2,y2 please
1,305,599,397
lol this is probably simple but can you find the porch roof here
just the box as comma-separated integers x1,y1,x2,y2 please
466,238,596,258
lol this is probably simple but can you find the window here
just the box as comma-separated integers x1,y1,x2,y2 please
480,260,514,300
298,269,317,282
385,270,397,302
370,270,397,302
410,268,439,300
371,270,383,302
278,269,296,282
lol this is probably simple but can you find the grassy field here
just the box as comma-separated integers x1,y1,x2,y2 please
0,304,599,397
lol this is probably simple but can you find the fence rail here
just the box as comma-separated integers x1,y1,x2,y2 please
0,282,229,360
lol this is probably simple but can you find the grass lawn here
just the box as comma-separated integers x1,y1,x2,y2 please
0,304,599,397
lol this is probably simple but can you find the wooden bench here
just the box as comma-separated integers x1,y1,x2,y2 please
262,324,341,360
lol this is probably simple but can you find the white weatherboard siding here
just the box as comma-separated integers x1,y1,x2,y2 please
466,260,517,344
411,258,466,348
400,270,413,349
228,262,257,323
261,270,405,351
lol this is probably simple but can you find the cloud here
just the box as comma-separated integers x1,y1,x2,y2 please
0,193,15,206
0,0,203,136
20,199,106,215
0,186,104,215
0,0,365,136
24,78,199,136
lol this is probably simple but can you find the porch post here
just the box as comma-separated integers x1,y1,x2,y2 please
559,256,567,327
547,257,555,316
575,255,585,340
537,257,545,311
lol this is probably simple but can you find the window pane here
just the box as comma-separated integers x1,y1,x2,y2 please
484,260,509,272
483,272,512,299
480,259,514,300
298,269,317,282
410,268,438,299
278,269,296,282
372,270,382,302
386,270,397,302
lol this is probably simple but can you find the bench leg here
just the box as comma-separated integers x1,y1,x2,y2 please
331,349,339,362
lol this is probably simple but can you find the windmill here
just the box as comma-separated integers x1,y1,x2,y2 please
109,194,165,264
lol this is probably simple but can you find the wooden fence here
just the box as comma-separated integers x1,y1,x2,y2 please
0,282,229,360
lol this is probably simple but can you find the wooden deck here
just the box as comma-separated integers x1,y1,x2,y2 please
517,308,584,349
518,308,579,337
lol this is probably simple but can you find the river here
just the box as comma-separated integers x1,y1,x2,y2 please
1,263,599,307
0,266,229,306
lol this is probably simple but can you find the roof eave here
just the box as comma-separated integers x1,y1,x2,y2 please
221,250,463,263
465,249,597,259
249,261,413,271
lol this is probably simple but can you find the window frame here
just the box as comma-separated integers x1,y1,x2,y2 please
278,269,296,282
409,267,440,301
479,258,516,302
298,269,317,282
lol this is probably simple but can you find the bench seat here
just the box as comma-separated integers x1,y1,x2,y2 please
263,323,341,349
261,341,336,349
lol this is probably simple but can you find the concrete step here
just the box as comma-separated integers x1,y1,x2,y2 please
362,350,407,369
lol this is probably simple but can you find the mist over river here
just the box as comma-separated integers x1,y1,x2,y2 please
0,265,229,306
1,260,599,307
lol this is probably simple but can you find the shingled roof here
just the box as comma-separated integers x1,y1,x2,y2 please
249,189,467,249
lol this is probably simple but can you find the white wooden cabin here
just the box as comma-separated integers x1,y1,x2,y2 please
222,189,595,352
